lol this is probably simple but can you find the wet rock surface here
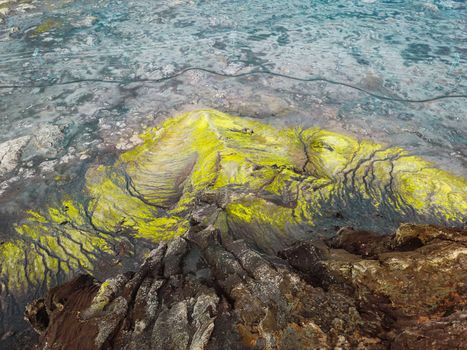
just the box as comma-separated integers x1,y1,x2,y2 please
0,110,465,348
25,223,466,349
0,135,30,178
2,110,465,343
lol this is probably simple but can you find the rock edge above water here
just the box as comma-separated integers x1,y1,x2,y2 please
3,109,465,320
26,223,466,350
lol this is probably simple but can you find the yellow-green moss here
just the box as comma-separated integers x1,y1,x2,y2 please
31,18,62,35
1,109,465,296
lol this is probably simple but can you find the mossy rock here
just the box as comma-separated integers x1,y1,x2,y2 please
1,109,465,305
30,18,62,36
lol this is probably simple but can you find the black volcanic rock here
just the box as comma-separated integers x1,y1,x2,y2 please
25,223,466,350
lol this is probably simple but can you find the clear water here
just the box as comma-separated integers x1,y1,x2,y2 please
1,0,466,214
0,0,465,341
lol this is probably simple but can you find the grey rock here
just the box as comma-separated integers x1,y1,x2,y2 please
21,124,64,161
25,223,466,350
0,136,30,178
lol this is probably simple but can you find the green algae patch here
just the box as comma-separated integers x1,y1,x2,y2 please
1,109,466,298
31,18,63,36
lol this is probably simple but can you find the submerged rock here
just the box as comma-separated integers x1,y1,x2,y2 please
0,0,36,22
0,135,30,178
25,223,466,349
1,109,466,340
20,124,64,161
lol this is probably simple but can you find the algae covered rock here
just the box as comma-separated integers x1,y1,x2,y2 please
1,109,466,340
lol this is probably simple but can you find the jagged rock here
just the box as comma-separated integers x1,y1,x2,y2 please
391,311,467,350
26,224,466,349
281,224,467,322
1,109,466,344
0,135,30,178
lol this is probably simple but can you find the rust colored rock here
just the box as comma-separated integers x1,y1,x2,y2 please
391,311,467,350
25,274,102,350
26,224,466,349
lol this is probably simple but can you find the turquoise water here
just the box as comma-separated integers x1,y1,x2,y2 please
0,0,466,343
0,1,465,209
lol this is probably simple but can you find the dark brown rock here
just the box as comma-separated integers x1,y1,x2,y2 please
391,311,467,350
26,224,466,349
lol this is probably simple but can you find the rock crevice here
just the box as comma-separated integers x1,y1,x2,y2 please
26,223,466,350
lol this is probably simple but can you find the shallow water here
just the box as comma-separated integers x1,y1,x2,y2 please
0,0,466,341
1,0,466,212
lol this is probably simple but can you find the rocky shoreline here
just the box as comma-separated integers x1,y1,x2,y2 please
25,223,466,349
0,110,465,349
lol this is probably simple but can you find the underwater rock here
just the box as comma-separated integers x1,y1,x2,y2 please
30,18,63,37
0,124,64,182
0,0,36,22
21,124,64,161
1,109,466,342
0,135,30,178
25,223,466,349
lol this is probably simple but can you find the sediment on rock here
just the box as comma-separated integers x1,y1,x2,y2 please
26,223,467,350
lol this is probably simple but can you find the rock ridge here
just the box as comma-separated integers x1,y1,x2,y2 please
26,222,466,350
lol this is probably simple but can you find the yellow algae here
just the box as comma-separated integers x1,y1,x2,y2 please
63,200,86,225
226,196,296,229
1,109,466,297
31,18,62,35
25,210,48,223
86,166,160,230
47,200,86,226
132,216,188,241
14,221,46,240
0,241,27,291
